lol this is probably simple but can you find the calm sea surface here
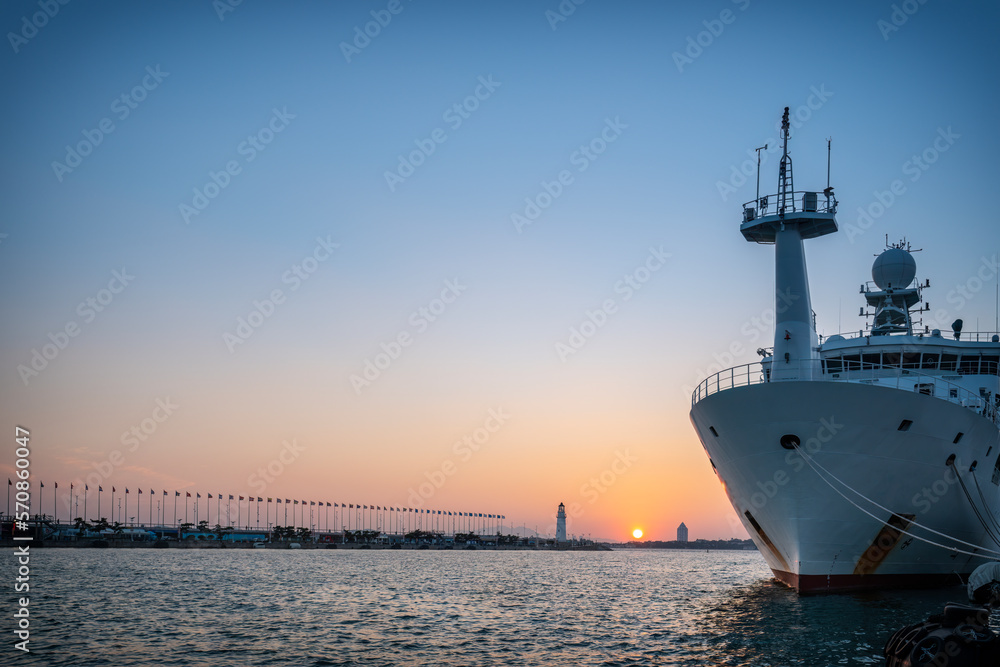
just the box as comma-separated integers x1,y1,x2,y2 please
9,548,994,666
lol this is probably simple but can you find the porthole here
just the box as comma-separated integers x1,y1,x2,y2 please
779,434,800,450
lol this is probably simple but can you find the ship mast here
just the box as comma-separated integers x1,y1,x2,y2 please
739,107,839,381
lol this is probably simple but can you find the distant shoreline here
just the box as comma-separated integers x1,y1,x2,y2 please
0,539,613,551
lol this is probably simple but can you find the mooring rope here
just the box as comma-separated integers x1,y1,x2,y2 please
793,445,1000,560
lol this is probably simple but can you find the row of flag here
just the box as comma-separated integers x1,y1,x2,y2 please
10,480,505,519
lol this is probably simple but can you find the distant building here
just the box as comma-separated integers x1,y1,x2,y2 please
556,502,567,542
677,522,688,542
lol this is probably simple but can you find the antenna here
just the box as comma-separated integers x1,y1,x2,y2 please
826,137,831,189
777,107,793,216
754,144,768,206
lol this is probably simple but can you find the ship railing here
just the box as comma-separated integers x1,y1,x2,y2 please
742,190,837,222
818,330,1000,343
691,360,999,426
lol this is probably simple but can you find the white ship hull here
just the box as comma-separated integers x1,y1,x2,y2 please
690,379,1000,593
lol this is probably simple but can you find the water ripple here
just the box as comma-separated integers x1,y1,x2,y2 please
10,549,984,665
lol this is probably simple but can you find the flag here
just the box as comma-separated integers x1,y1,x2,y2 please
99,486,104,492
349,504,353,508
139,489,143,495
277,498,282,504
334,503,338,507
125,488,129,494
267,498,272,503
163,490,167,496
208,494,213,499
311,501,315,506
186,492,191,498
257,497,262,502
55,482,58,489
197,493,201,499
229,495,234,500
8,479,11,486
294,500,299,505
40,481,44,488
112,487,115,493
326,502,331,507
86,485,89,490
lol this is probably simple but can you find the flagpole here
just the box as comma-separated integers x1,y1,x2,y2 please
53,483,57,524
84,488,88,523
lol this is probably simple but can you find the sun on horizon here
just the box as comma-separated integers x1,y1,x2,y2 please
632,528,643,539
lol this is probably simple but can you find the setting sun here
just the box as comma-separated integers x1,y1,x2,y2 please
632,528,643,539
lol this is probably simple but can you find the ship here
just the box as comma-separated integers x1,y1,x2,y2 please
689,107,1000,593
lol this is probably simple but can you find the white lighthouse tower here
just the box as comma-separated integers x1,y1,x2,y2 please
740,106,838,380
556,502,567,542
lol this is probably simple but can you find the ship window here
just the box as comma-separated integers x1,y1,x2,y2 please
709,426,718,437
898,419,913,431
941,354,958,372
959,356,980,374
915,383,934,396
954,432,964,444
949,388,958,399
901,352,921,369
826,356,842,373
843,355,861,371
883,351,901,367
862,353,881,369
920,353,939,369
981,356,998,375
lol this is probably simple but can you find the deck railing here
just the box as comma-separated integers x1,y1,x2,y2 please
691,360,999,426
742,190,837,221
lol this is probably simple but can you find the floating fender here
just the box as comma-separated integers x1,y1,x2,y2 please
884,603,999,666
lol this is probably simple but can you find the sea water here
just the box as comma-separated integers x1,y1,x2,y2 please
8,548,989,665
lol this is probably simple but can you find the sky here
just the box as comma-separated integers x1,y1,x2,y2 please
1,0,999,542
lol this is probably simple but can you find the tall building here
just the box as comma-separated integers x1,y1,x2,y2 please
556,502,567,542
677,522,688,542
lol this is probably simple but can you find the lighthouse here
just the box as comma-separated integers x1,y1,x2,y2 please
556,502,567,542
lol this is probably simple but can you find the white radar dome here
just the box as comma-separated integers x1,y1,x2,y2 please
872,247,916,290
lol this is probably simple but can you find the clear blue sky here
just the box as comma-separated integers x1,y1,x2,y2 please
2,0,998,539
